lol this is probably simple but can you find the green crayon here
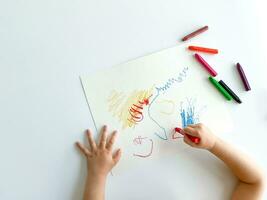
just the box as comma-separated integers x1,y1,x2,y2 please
208,76,232,101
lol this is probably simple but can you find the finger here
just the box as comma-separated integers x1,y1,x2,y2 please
183,135,197,147
86,129,97,152
113,149,122,165
195,123,204,127
76,142,92,156
187,124,198,128
98,125,108,149
106,130,117,151
189,123,205,130
183,126,199,137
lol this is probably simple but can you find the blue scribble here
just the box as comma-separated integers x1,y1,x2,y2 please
155,67,189,93
180,109,187,128
180,98,199,128
147,67,189,140
147,90,168,140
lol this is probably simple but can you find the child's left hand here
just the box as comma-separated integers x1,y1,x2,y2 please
76,125,121,179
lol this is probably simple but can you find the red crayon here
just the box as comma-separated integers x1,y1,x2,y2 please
182,26,209,41
188,46,218,54
194,53,218,77
174,127,200,144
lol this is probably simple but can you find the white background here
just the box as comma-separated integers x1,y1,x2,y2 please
0,0,267,199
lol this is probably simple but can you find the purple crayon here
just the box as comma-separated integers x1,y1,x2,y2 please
236,63,251,91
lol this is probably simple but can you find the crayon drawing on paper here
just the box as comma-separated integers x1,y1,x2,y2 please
81,44,232,173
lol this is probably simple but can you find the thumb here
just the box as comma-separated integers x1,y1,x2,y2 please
113,148,122,165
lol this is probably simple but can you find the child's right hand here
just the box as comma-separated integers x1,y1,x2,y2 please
181,123,217,150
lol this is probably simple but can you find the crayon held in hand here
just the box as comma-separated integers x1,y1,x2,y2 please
182,25,209,41
188,46,218,54
174,127,200,144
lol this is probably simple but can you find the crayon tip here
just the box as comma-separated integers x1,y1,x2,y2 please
174,127,182,133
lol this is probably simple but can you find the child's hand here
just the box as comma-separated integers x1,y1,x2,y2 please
181,123,217,150
76,125,121,179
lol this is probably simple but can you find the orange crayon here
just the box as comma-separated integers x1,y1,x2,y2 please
188,46,218,54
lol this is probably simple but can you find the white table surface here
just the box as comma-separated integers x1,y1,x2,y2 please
1,0,266,199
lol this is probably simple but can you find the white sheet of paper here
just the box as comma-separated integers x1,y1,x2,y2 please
81,44,233,174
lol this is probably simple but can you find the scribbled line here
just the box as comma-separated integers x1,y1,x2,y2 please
148,67,189,140
133,136,147,145
107,88,153,129
128,95,152,124
172,131,183,139
133,136,154,158
147,90,168,140
155,67,189,93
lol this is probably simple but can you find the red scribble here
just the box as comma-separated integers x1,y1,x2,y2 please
133,136,154,158
128,95,153,124
133,136,147,145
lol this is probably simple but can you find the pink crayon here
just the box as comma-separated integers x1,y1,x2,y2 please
194,53,218,77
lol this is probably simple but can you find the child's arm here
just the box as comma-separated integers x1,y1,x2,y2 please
76,125,121,200
182,124,265,200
